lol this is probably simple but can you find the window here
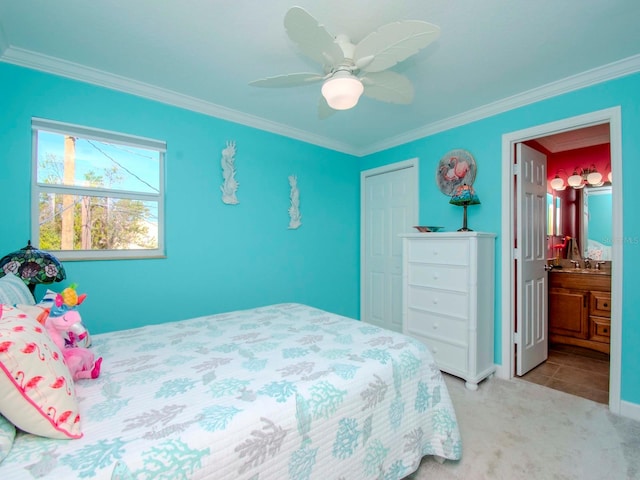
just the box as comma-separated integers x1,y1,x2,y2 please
32,118,165,260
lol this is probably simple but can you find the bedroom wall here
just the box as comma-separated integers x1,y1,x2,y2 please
359,71,640,408
0,62,361,335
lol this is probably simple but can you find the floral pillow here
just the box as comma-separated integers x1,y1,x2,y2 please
0,304,82,439
0,414,15,463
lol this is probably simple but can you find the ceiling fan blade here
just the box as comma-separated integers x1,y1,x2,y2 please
361,71,414,104
284,6,344,68
354,20,440,73
249,72,325,88
318,96,336,119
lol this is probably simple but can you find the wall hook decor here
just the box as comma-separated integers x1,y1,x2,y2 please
288,175,302,229
220,141,239,204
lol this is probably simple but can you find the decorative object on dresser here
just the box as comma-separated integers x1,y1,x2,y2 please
0,240,66,298
401,232,497,390
449,183,481,232
413,226,444,232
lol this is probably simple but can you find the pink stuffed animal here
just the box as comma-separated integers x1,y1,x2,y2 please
44,287,102,381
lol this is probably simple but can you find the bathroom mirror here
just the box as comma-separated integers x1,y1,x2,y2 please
582,186,612,260
547,193,561,236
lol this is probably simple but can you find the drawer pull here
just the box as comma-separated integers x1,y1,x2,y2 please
433,323,439,330
432,298,439,305
433,273,439,280
603,302,608,308
603,328,608,333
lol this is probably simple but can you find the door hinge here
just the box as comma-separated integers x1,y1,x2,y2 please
512,163,520,175
513,331,521,345
513,248,520,261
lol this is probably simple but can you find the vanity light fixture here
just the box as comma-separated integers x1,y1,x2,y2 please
550,164,609,191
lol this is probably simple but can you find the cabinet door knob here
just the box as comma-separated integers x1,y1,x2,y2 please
433,273,439,280
603,302,608,307
433,323,439,330
432,298,439,305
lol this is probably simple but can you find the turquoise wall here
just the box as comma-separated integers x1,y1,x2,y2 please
2,61,638,407
360,72,640,406
0,63,361,333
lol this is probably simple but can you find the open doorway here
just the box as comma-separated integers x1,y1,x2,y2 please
498,107,623,414
518,126,612,403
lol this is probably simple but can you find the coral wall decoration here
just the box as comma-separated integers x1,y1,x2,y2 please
220,141,239,204
288,175,302,229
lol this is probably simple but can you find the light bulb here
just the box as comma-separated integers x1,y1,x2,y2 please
567,173,583,188
587,171,602,185
550,176,565,191
321,72,364,110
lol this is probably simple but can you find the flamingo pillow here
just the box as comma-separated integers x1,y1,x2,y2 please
0,304,82,439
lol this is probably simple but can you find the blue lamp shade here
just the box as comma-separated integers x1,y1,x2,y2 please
449,184,480,231
0,240,66,295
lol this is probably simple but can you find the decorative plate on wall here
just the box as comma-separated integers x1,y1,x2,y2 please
436,149,477,196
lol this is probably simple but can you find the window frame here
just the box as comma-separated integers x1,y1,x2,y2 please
31,118,166,261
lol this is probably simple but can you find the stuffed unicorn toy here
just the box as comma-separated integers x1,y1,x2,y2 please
44,285,102,381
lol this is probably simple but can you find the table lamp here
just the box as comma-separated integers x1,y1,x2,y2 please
0,240,66,298
449,184,481,232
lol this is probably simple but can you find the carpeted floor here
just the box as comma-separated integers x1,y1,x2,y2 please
409,374,640,480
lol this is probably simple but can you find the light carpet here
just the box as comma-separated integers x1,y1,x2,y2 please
409,374,640,480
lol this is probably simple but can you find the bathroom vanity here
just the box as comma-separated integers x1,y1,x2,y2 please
549,268,611,354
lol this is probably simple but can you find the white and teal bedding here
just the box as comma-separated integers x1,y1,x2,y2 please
0,303,461,479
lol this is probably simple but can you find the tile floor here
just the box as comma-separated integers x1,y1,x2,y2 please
519,343,610,404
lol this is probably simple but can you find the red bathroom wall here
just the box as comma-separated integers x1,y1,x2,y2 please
545,143,610,258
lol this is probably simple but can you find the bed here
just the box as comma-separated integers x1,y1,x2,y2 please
0,299,461,479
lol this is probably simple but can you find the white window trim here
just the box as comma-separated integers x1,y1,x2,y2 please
31,118,166,261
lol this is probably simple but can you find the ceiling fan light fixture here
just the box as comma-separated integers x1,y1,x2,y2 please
321,72,364,110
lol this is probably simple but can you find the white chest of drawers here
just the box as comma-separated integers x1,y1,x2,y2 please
401,232,496,390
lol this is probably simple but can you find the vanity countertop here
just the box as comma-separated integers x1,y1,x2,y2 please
551,267,610,276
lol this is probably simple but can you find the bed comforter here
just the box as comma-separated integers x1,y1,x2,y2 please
0,303,461,479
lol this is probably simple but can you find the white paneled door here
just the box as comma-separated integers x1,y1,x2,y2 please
361,160,418,332
516,143,548,375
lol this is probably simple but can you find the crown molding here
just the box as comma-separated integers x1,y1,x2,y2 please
358,54,640,156
0,46,359,156
2,45,639,158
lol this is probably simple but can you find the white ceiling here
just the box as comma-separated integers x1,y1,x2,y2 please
1,1,639,156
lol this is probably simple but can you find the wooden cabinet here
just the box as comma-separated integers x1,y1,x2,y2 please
401,232,496,390
549,272,611,354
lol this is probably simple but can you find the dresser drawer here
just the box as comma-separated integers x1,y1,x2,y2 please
407,285,469,319
590,291,611,317
405,308,468,344
408,263,469,292
413,335,468,373
407,239,469,266
590,316,611,342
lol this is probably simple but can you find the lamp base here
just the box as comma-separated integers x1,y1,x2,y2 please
458,204,473,232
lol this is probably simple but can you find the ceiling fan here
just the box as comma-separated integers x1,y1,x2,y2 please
249,6,440,117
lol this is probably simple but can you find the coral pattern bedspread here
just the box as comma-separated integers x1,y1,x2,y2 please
1,303,461,479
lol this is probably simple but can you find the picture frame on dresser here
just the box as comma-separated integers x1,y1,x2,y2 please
400,231,497,390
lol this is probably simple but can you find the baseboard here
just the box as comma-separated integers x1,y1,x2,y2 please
620,400,640,421
494,363,509,380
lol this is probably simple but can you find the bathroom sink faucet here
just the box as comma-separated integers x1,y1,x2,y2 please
583,258,591,269
570,260,580,268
